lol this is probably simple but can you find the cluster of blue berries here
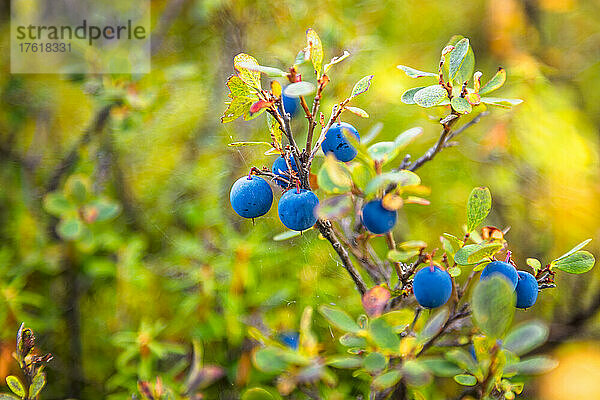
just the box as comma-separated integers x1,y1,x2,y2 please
318,121,399,236
229,173,319,232
480,260,538,309
412,259,539,310
229,116,365,232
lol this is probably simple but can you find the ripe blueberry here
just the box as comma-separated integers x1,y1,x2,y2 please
282,92,300,117
413,265,453,309
515,271,539,309
321,122,360,162
480,261,519,289
361,199,397,234
230,175,273,219
279,331,299,350
272,155,298,187
278,189,319,231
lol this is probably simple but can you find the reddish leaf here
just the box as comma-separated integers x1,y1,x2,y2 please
362,286,391,317
250,100,272,114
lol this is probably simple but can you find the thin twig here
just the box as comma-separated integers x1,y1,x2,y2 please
46,104,115,193
416,304,471,357
316,219,367,295
332,226,385,284
408,111,489,172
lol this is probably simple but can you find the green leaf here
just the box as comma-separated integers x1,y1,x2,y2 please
472,276,516,338
480,97,523,108
43,192,74,216
372,370,402,390
241,388,274,400
401,360,432,387
362,122,383,145
505,356,558,375
551,251,595,274
317,154,353,194
363,352,386,373
448,38,474,85
306,28,323,78
6,376,25,398
445,349,478,375
339,333,367,348
395,127,423,150
266,112,280,149
417,308,449,344
553,238,592,261
222,96,254,123
319,305,360,333
466,187,492,232
367,142,396,164
364,170,421,196
454,243,503,265
284,81,316,97
253,347,289,374
479,68,506,95
344,106,369,118
65,175,90,204
366,128,421,165
316,195,352,219
324,50,350,74
351,75,374,98
397,65,437,78
90,199,121,222
401,87,426,105
326,356,362,369
29,373,46,398
273,229,309,241
504,321,549,356
451,97,472,114
388,250,419,263
369,318,400,353
226,75,255,98
413,85,448,108
234,53,262,89
421,358,463,377
350,163,375,191
454,374,477,386
0,394,20,400
227,141,272,147
448,266,461,277
526,258,542,275
57,218,83,241
381,310,414,331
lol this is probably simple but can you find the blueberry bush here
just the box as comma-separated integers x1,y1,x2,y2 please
1,3,599,398
220,29,596,399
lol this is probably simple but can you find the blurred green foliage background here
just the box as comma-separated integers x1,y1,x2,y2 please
0,0,599,398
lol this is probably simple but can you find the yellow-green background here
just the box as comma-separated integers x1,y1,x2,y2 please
0,0,599,398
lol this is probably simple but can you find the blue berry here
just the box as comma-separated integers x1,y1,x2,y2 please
282,92,300,117
272,156,298,187
515,271,539,309
278,189,319,231
321,122,360,162
413,266,453,308
230,175,273,219
480,261,519,289
361,199,397,234
279,331,300,350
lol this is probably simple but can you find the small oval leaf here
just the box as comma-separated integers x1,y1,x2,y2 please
552,251,595,274
319,305,361,333
6,376,25,397
454,374,477,386
284,81,316,97
413,85,448,108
